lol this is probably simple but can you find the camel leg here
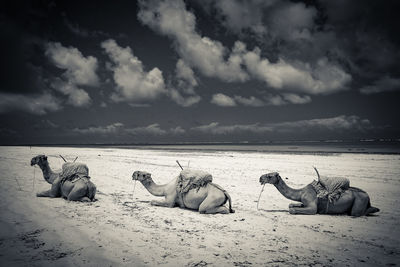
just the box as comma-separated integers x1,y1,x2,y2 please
350,195,369,217
289,193,317,215
198,195,228,214
36,189,56,198
289,203,304,208
67,185,89,202
201,206,229,214
150,194,176,208
150,200,176,207
289,204,317,215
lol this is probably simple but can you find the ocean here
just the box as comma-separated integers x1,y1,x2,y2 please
85,139,400,155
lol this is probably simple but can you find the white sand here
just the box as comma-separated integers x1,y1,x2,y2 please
0,146,399,266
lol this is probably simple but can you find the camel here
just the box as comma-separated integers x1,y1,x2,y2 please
31,155,96,202
132,170,234,214
259,172,379,216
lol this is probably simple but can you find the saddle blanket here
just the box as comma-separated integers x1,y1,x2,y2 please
177,169,213,194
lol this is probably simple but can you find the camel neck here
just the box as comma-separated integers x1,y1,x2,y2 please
274,177,303,202
38,161,55,184
140,178,166,196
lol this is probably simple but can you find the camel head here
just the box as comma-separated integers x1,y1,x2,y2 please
259,172,281,185
132,171,152,182
31,154,48,166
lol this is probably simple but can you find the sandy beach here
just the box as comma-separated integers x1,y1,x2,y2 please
0,145,399,266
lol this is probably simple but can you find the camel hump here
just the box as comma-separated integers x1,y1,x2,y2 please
178,169,213,193
319,176,350,193
61,162,89,182
311,176,350,203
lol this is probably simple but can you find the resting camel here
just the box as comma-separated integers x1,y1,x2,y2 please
259,172,379,216
31,155,96,202
132,170,234,214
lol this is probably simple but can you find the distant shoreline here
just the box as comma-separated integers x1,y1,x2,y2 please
3,140,400,155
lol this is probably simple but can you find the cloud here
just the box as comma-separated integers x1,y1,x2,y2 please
138,0,249,83
360,76,400,94
46,42,99,86
125,123,167,136
241,48,351,94
138,0,351,95
169,59,201,107
73,122,124,135
63,16,110,38
266,1,316,41
192,115,372,135
281,93,311,104
211,93,311,107
46,42,100,107
0,92,61,115
209,0,272,38
170,126,186,135
73,122,186,136
208,0,316,41
101,39,167,102
234,95,265,107
211,94,237,107
50,78,91,107
169,89,201,107
176,59,198,89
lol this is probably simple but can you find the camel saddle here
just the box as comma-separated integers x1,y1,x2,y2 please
60,162,90,184
177,169,213,194
311,176,350,203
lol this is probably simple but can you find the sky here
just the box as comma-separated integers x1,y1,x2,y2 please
1,0,400,144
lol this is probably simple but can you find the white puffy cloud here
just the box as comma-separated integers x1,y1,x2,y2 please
170,59,201,107
241,48,351,94
211,93,236,107
192,115,372,135
50,78,91,107
176,59,197,89
0,92,61,115
46,42,99,86
101,39,167,102
138,0,249,82
211,93,311,107
360,76,400,94
169,89,201,107
170,126,186,135
73,122,124,135
234,95,265,107
138,0,351,95
281,93,311,104
72,122,185,136
126,123,167,136
46,42,99,107
192,122,270,135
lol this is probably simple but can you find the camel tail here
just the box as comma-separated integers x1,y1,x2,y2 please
224,190,235,213
87,181,97,201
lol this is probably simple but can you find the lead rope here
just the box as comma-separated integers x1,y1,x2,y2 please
30,146,36,192
32,167,36,192
132,180,137,199
256,184,266,210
